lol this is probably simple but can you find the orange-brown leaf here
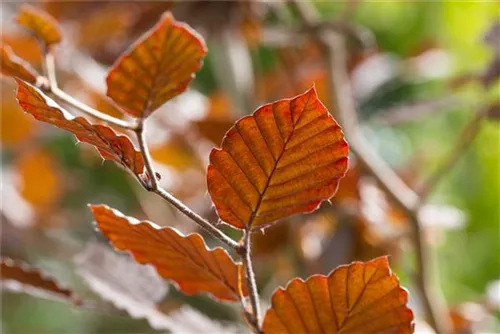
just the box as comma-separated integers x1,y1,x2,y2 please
106,12,207,118
0,44,39,84
16,5,62,48
207,87,349,230
17,148,62,215
89,204,248,302
263,256,414,334
0,83,37,146
16,80,144,175
1,257,80,304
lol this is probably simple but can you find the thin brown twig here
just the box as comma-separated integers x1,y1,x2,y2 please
42,52,138,131
240,229,262,334
134,122,239,250
41,52,239,251
42,49,258,329
237,264,255,329
136,121,159,190
417,106,489,203
289,0,375,50
289,1,452,332
37,27,264,334
137,120,261,332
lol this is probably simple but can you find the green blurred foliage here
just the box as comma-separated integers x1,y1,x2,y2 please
323,0,500,314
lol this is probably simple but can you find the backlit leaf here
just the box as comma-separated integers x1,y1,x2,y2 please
150,136,199,170
16,80,144,175
0,44,39,84
89,204,248,302
207,87,349,230
262,256,414,334
1,257,80,304
0,84,36,146
16,5,62,48
195,118,234,145
16,148,62,215
1,33,43,65
106,12,207,118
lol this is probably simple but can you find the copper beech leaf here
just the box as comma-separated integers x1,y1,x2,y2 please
16,80,144,175
106,12,207,118
89,204,248,302
16,5,62,48
263,256,414,334
0,44,39,84
1,257,80,304
207,87,349,230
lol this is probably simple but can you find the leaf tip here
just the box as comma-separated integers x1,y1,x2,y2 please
305,84,318,98
16,4,62,47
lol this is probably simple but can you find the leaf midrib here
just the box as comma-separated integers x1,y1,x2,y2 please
246,95,312,229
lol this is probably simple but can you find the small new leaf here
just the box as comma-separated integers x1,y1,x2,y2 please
262,257,414,334
207,87,349,230
1,257,80,304
89,204,248,302
16,5,62,48
16,80,144,175
106,12,207,118
0,44,39,84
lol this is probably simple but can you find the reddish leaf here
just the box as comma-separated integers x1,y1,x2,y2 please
263,256,414,334
1,257,80,304
106,12,207,118
194,118,234,145
0,44,39,84
16,5,62,48
16,80,144,175
89,204,248,302
1,33,43,65
207,87,349,230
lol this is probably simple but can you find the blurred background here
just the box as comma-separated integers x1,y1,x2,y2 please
1,1,499,333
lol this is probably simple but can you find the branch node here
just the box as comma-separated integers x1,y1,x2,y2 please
235,241,247,257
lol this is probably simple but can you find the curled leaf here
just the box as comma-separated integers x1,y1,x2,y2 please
106,12,207,118
75,243,170,330
74,243,235,333
89,204,248,302
16,80,144,175
0,44,39,84
1,257,80,304
16,4,62,48
207,87,349,230
263,256,414,334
